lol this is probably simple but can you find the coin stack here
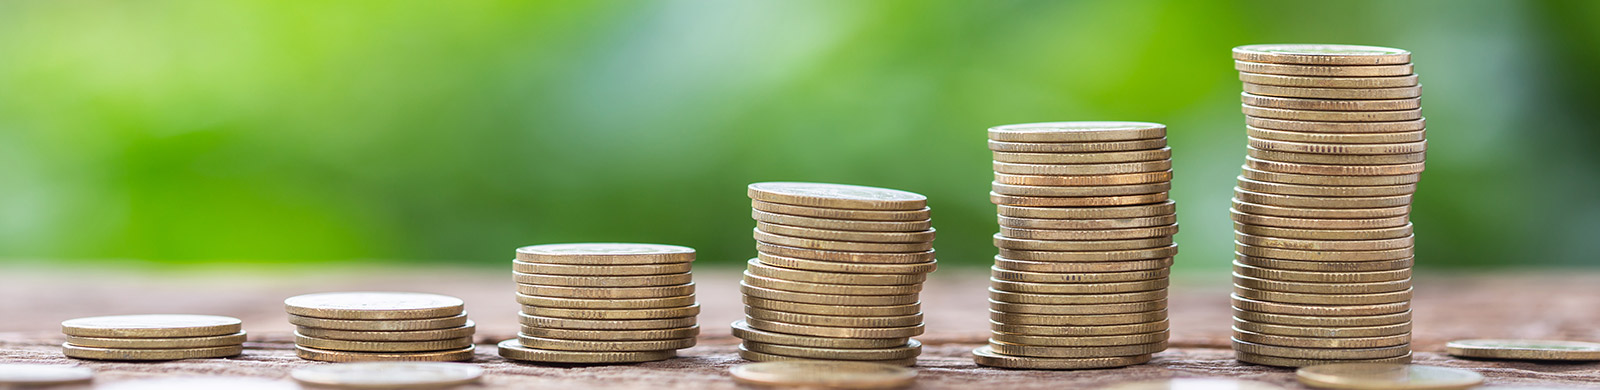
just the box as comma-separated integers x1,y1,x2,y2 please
499,243,700,364
1228,44,1423,367
734,182,936,367
974,122,1176,370
286,292,476,362
60,314,245,361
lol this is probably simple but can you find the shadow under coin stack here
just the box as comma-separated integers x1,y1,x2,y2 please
286,292,476,362
975,121,1177,370
1229,44,1423,367
735,182,936,367
500,243,700,364
61,314,245,361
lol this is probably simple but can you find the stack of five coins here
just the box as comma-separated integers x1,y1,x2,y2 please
287,292,476,362
61,314,245,361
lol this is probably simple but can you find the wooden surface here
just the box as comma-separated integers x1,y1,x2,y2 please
1,268,1598,389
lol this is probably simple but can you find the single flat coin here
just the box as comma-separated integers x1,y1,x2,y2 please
995,171,1172,186
291,362,483,389
1232,295,1410,317
1233,339,1409,360
743,272,921,296
1241,166,1420,186
516,334,694,352
1237,177,1417,198
732,320,909,349
991,330,1168,347
989,319,1168,337
756,242,935,264
1296,363,1483,390
515,243,695,264
1233,44,1410,65
1246,127,1427,145
0,363,94,386
62,344,242,361
752,209,931,232
992,182,1171,197
1235,222,1413,241
1231,209,1410,230
744,317,923,339
994,257,1172,273
1240,72,1418,88
988,121,1166,142
971,345,1150,370
512,260,691,276
756,253,938,275
520,303,700,320
754,229,933,253
991,192,1169,207
745,306,922,328
1234,327,1410,349
98,377,300,390
65,332,247,349
730,361,916,390
289,313,470,332
989,309,1167,326
1232,200,1411,220
999,215,1176,230
1234,261,1411,283
1247,147,1427,166
995,234,1174,252
737,346,916,367
1239,351,1411,368
1233,307,1411,328
752,200,931,222
496,339,673,364
1244,83,1421,100
1248,138,1427,155
743,296,921,316
1000,224,1179,241
991,278,1169,295
740,283,920,306
518,312,696,330
61,314,242,338
989,288,1168,306
1234,285,1412,305
285,292,464,320
295,345,475,362
988,299,1167,315
757,222,935,243
513,271,692,287
1242,93,1420,112
516,282,694,299
1234,61,1413,77
295,333,473,353
993,160,1172,176
992,267,1170,284
1236,232,1414,251
297,322,475,342
1235,242,1413,262
1244,106,1422,122
997,201,1175,219
748,182,926,211
746,259,926,285
1102,378,1287,390
515,293,695,310
988,139,1167,153
997,246,1177,262
1247,117,1426,134
993,148,1171,164
1445,339,1600,361
1235,318,1412,338
743,340,921,361
521,324,699,341
987,339,1167,358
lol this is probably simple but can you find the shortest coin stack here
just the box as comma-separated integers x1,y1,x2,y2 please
499,243,700,364
286,292,476,362
60,314,245,361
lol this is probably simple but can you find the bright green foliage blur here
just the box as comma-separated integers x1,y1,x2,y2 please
1,0,1597,270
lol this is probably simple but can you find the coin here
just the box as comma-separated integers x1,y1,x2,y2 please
516,282,694,299
520,304,700,320
1231,209,1410,229
515,293,695,310
1247,117,1426,133
737,346,917,367
988,299,1166,315
1246,127,1427,145
991,182,1171,197
997,246,1177,262
1236,318,1411,338
729,361,916,390
295,333,473,353
1234,62,1413,77
1233,200,1410,220
1234,328,1410,349
971,345,1151,370
518,312,696,330
512,271,692,287
990,330,1168,347
1233,339,1408,360
757,222,936,243
1234,286,1412,305
296,345,475,362
989,288,1168,306
1235,243,1413,262
987,339,1166,358
1236,222,1413,241
61,314,242,338
743,296,921,316
495,339,673,364
755,254,938,275
1232,295,1410,317
1101,378,1288,390
993,149,1172,164
62,344,243,361
1248,139,1427,156
998,215,1177,230
521,325,699,341
988,139,1168,153
1444,339,1600,361
1233,308,1411,328
65,332,247,349
297,324,474,343
512,260,691,276
753,200,931,222
995,235,1174,252
1236,255,1414,273
731,320,910,349
745,306,922,328
1000,224,1179,241
1243,83,1421,100
97,377,301,390
1236,233,1414,251
746,260,925,286
992,161,1173,176
989,309,1167,326
1242,93,1421,112
1233,44,1411,65
1239,351,1411,368
997,201,1176,219
1296,363,1483,390
1243,106,1422,122
992,267,1169,284
995,172,1172,188
752,209,931,232
755,229,933,253
1237,177,1417,197
994,257,1172,273
992,278,1168,295
1248,148,1427,166
0,364,94,386
515,243,695,264
756,243,936,264
516,334,694,352
289,313,470,332
991,192,1169,207
1234,261,1411,283
989,319,1169,338
988,122,1166,142
285,292,464,320
290,362,483,389
748,182,927,211
1241,166,1420,186
1240,72,1419,88
743,317,923,339
744,272,921,296
740,283,919,306
743,340,921,361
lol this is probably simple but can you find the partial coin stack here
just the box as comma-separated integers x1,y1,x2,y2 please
499,243,699,364
286,292,476,362
735,182,936,367
1229,44,1422,367
61,314,245,360
976,121,1176,370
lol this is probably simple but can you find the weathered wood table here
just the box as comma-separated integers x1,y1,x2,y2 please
2,268,1596,389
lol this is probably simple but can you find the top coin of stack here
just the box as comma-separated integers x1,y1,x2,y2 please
60,314,246,361
976,122,1176,370
286,292,476,362
735,182,936,367
1228,44,1422,368
499,243,700,364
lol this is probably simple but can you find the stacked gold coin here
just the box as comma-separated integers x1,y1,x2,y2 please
499,243,699,364
1229,44,1422,367
734,182,936,367
974,121,1176,370
60,314,245,361
286,292,476,362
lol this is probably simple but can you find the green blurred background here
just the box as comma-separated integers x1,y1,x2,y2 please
1,0,1597,272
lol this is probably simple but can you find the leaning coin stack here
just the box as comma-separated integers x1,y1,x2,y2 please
60,314,245,361
735,182,936,367
286,292,476,362
1229,44,1423,367
499,243,700,364
975,121,1177,370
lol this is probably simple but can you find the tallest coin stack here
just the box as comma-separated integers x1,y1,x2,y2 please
1228,44,1424,367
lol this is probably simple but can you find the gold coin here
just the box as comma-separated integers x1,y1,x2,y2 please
992,267,1169,284
1234,286,1412,305
991,192,1169,207
516,282,694,299
988,299,1167,315
1244,106,1422,122
987,339,1166,358
992,278,1168,295
61,314,243,338
993,148,1171,164
515,293,695,310
756,242,935,264
1243,83,1421,100
746,259,925,285
997,200,1176,219
752,209,931,232
754,229,933,253
737,346,916,367
1246,127,1427,145
1235,222,1413,241
518,312,695,330
742,296,921,317
731,320,909,349
989,288,1168,306
1237,177,1416,197
729,361,916,390
988,139,1167,153
758,222,935,243
988,121,1166,142
1231,209,1410,229
1102,378,1288,390
752,200,931,222
740,283,919,306
1236,233,1413,251
997,245,1178,262
994,234,1174,252
0,364,94,386
746,307,922,328
1233,307,1411,328
515,243,694,265
295,345,474,362
285,292,465,320
295,333,472,353
989,319,1169,337
520,304,699,321
998,215,1176,230
991,182,1171,197
1232,200,1410,219
989,309,1167,326
756,253,937,275
993,257,1172,273
495,339,673,364
994,171,1172,186
1234,61,1413,77
1000,224,1179,241
1232,44,1411,65
1248,138,1427,156
1247,148,1428,165
63,344,242,361
992,160,1173,176
1234,328,1410,349
521,325,698,341
1296,363,1483,390
1232,295,1410,317
1242,93,1420,112
1239,72,1418,88
512,260,690,276
63,332,245,349
971,345,1150,370
1241,165,1420,186
743,340,921,361
297,324,473,342
512,271,692,287
290,362,483,389
1445,339,1600,361
288,313,469,332
748,182,926,211
744,317,923,339
1236,318,1411,338
516,334,694,352
1234,339,1409,360
991,330,1168,347
1247,117,1426,133
1234,261,1411,283
743,272,921,296
1237,351,1411,368
1236,242,1413,262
